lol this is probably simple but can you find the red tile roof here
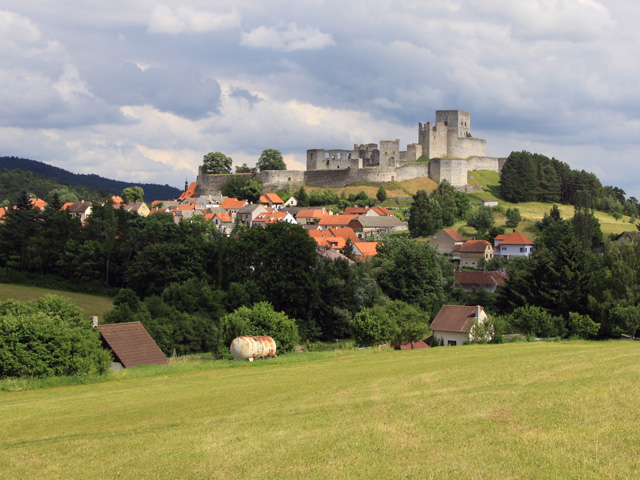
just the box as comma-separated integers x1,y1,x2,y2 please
454,239,491,253
442,228,464,242
178,182,197,201
397,340,430,350
454,270,508,287
430,305,484,333
97,322,168,368
295,208,326,219
494,230,534,246
343,206,369,215
370,207,394,216
328,227,359,244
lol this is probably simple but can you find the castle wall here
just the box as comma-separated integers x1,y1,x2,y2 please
449,137,487,158
467,156,504,173
259,170,306,192
405,143,422,161
307,149,357,170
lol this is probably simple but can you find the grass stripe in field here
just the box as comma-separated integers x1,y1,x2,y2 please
1,341,640,479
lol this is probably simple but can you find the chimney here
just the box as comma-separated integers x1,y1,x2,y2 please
475,305,482,320
90,316,99,328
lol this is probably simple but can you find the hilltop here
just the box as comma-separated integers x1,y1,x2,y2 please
0,157,182,203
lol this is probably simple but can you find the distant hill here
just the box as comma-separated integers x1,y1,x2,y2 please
0,157,183,202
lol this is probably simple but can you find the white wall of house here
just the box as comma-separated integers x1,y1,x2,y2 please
495,244,533,258
433,331,469,346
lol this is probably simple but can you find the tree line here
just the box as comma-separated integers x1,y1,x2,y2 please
499,151,639,219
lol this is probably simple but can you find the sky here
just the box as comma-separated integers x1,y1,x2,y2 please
2,1,640,197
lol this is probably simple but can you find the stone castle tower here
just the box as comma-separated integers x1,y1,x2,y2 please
418,110,486,159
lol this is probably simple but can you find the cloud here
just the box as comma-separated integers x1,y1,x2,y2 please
241,22,334,51
148,5,240,34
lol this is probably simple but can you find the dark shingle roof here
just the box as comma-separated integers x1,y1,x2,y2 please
97,322,168,368
430,305,483,333
454,270,508,286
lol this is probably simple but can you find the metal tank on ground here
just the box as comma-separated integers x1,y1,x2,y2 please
230,336,277,361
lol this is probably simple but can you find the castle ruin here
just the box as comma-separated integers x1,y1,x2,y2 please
195,110,505,196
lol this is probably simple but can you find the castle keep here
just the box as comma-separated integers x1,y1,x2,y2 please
195,110,504,196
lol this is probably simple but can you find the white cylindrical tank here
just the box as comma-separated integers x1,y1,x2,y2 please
230,336,277,361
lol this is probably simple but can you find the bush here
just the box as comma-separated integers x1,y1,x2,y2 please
568,312,600,339
351,309,383,348
0,295,111,378
220,302,299,356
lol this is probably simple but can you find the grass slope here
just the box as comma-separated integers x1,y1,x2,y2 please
0,283,113,320
1,342,639,479
467,170,635,238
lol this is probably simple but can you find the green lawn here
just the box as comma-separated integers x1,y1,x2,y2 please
1,341,639,479
0,283,114,320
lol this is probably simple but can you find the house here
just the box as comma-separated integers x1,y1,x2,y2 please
396,340,430,350
96,322,168,368
252,211,297,227
259,193,284,209
237,204,267,226
317,247,355,265
429,228,465,255
318,214,358,230
122,201,150,217
283,196,298,208
178,182,197,201
65,201,93,222
430,305,489,346
295,208,327,225
614,231,640,244
348,215,405,239
454,270,508,293
29,197,47,210
327,227,360,245
0,207,6,223
352,241,379,260
494,230,534,259
220,197,248,214
205,212,234,234
453,239,494,268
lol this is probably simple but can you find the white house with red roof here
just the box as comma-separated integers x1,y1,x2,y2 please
494,230,534,259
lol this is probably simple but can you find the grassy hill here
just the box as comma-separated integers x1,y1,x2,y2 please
1,341,638,479
467,170,635,238
0,284,113,320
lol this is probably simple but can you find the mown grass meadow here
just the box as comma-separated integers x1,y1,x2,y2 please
1,341,639,479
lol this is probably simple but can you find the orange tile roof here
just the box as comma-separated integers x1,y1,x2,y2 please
318,214,357,227
328,227,359,244
260,192,284,204
220,198,247,210
495,230,534,246
343,206,369,215
178,182,197,201
442,228,464,242
295,209,326,219
110,195,124,204
29,198,47,210
454,239,491,253
61,202,73,210
354,241,379,258
370,207,394,216
0,207,6,219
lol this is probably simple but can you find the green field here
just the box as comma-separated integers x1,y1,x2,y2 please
1,341,639,479
0,284,113,320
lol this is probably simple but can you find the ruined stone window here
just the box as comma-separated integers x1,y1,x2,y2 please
336,153,342,160
325,152,330,159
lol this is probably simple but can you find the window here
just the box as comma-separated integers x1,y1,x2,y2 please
447,340,457,346
520,247,525,252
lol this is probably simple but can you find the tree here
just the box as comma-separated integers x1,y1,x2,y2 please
256,149,286,171
431,180,457,226
374,237,446,315
351,308,384,347
408,190,442,237
220,302,299,355
507,305,556,337
239,179,263,203
221,176,263,200
376,186,387,203
203,152,233,174
121,186,144,203
0,295,111,378
235,163,255,173
294,186,310,207
505,208,521,229
467,206,494,234
568,312,600,339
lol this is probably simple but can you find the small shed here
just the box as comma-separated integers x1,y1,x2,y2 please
97,322,168,369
